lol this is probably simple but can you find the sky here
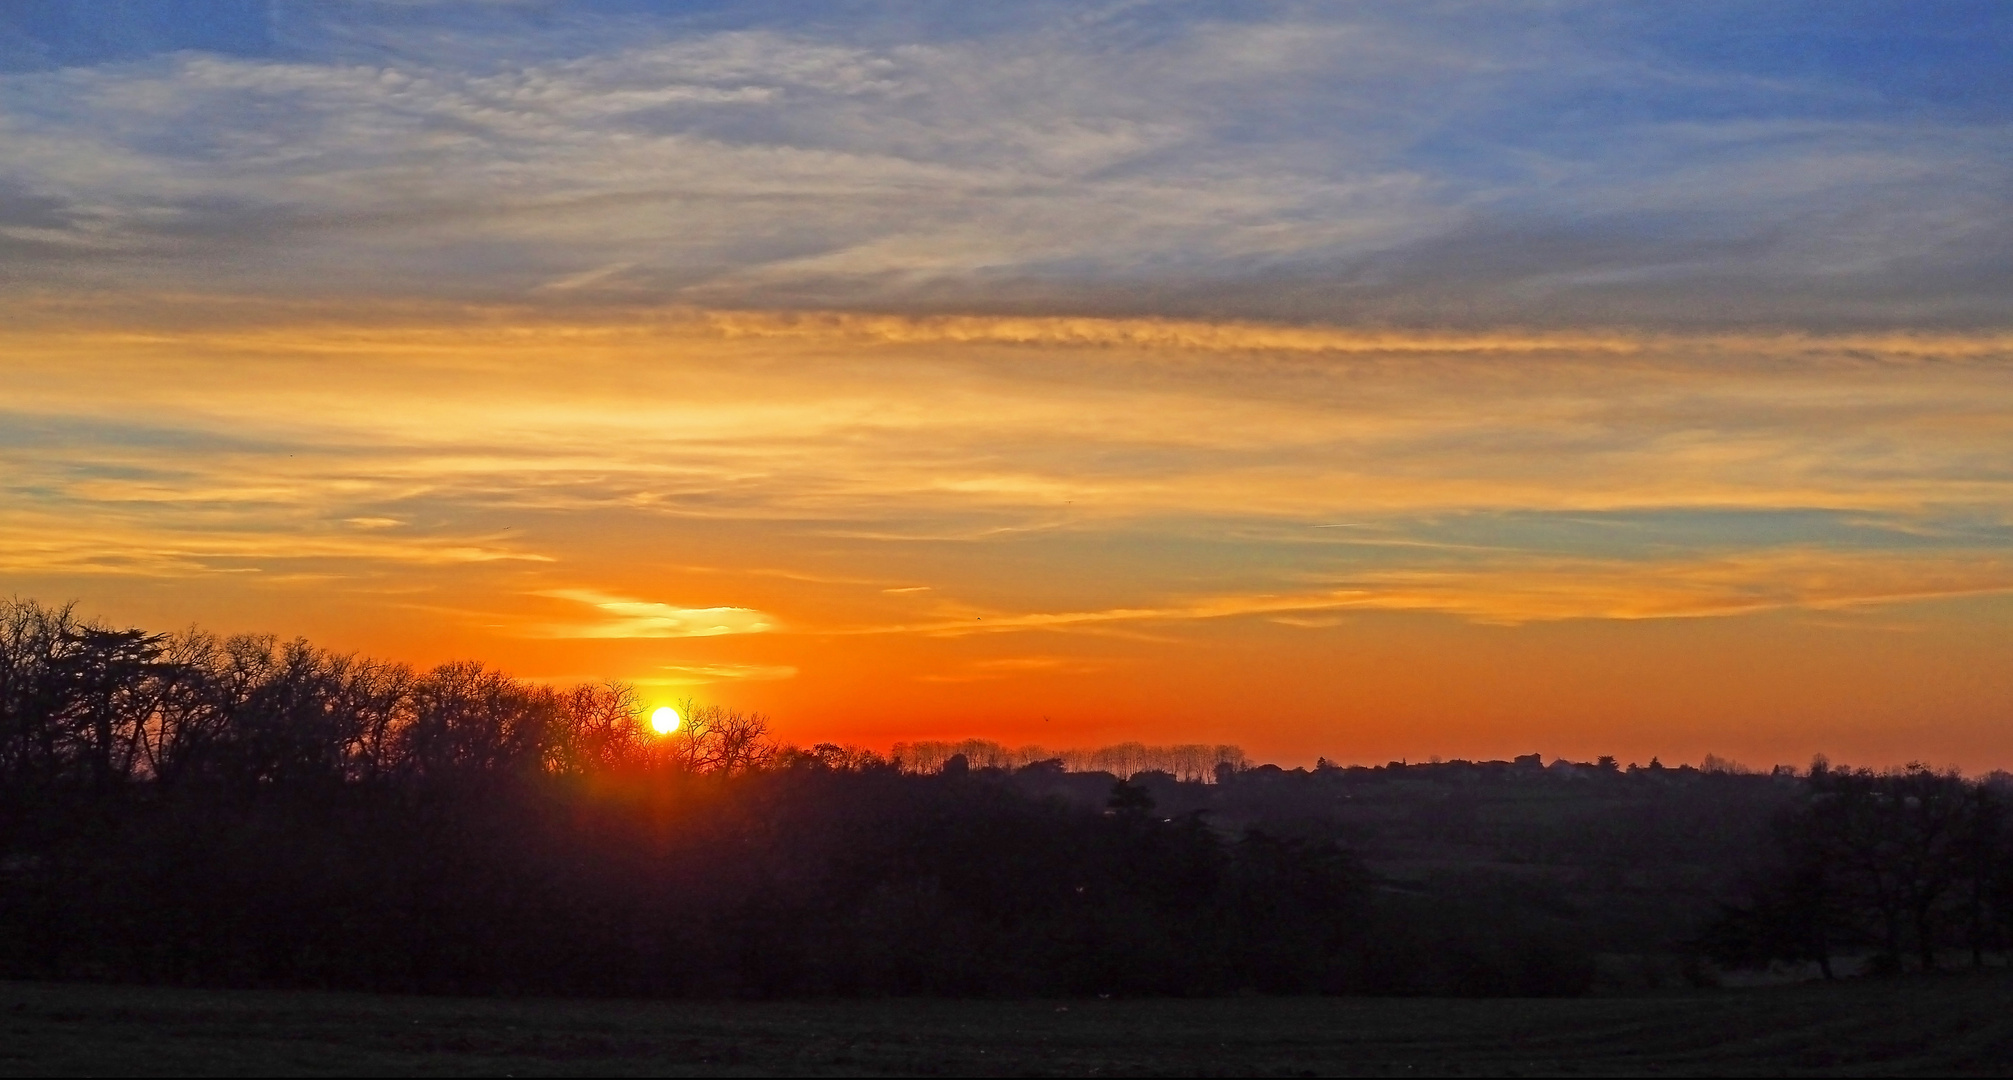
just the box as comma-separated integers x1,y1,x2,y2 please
3,1,2011,769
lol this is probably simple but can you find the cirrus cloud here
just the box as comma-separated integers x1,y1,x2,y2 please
534,589,777,639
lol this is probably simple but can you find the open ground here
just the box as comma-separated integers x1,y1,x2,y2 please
3,974,2011,1076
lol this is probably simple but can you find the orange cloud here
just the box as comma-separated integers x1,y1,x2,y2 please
534,590,778,639
6,303,2012,769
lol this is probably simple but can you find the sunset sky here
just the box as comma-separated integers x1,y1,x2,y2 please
4,2,2011,769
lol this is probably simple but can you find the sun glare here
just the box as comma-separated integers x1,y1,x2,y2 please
650,706,680,735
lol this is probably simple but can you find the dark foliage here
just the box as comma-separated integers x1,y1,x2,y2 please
1704,762,2013,976
0,599,1595,997
18,598,1999,997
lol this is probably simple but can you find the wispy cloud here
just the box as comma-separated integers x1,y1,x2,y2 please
914,655,1110,683
1,7,2005,326
533,589,776,639
5,313,2010,594
835,548,2013,635
653,663,798,684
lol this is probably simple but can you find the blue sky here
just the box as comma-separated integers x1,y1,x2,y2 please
3,1,2008,327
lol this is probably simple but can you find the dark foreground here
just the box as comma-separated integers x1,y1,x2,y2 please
3,975,2011,1077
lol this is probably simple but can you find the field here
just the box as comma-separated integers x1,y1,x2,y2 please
3,975,2011,1076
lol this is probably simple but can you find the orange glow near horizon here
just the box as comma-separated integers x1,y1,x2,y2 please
4,304,2012,772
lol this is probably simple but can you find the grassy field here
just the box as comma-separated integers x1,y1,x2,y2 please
2,974,2010,1076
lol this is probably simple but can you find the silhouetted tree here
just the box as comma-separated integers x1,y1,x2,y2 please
1710,761,2007,976
669,698,776,776
1108,778,1155,815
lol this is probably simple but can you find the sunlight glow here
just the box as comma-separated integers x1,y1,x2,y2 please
650,706,681,735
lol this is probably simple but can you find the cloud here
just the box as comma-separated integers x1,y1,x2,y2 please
534,589,776,638
851,547,2013,634
4,311,2010,589
914,655,1109,682
699,309,2013,358
0,7,2004,326
652,662,798,684
0,301,2009,725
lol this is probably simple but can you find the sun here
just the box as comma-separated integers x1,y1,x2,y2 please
649,706,680,734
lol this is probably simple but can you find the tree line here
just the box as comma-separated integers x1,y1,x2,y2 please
0,599,779,795
892,739,1247,782
3,598,2007,995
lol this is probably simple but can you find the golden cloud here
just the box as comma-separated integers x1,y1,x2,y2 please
4,303,2011,643
532,590,778,639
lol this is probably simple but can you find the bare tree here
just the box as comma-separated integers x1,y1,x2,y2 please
667,698,776,776
547,682,644,776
